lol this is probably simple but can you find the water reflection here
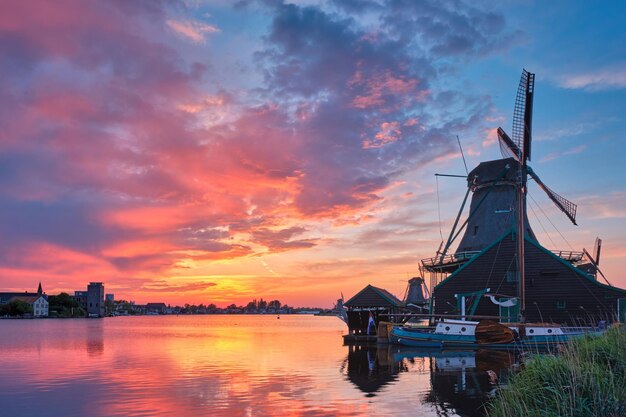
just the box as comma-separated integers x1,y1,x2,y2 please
0,316,520,417
341,344,408,397
425,350,516,417
85,320,104,356
343,345,518,417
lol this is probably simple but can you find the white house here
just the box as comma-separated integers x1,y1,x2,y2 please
10,295,49,317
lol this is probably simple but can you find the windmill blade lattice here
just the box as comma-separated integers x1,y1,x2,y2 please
512,70,534,161
528,167,577,225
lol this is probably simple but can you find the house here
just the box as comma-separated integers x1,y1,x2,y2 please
0,282,49,317
146,303,167,314
8,295,49,317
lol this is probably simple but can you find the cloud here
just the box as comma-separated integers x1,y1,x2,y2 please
577,191,626,220
166,19,220,43
0,0,520,303
380,0,519,57
251,226,317,252
557,64,626,91
534,119,618,142
140,280,218,293
539,144,587,162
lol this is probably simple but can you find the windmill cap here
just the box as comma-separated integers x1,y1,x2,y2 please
468,157,520,186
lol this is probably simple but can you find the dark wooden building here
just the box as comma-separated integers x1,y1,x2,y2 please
344,284,404,335
432,231,626,325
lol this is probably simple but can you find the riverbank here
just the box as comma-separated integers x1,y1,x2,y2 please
489,325,626,417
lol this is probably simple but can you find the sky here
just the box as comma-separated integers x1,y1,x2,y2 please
1,0,625,307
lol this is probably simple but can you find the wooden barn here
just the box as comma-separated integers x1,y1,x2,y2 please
344,284,404,335
431,230,626,325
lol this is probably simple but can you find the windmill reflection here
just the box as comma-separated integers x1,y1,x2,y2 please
343,345,518,416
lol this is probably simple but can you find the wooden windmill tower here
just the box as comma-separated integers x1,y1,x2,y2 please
423,70,580,286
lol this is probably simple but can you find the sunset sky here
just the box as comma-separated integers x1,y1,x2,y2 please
1,0,625,307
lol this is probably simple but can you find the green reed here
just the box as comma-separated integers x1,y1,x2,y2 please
488,325,626,417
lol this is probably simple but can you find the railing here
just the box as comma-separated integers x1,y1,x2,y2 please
550,250,584,263
421,251,480,268
421,249,583,267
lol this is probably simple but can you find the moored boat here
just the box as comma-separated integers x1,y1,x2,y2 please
390,318,601,350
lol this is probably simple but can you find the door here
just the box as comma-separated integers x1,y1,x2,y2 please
500,302,520,323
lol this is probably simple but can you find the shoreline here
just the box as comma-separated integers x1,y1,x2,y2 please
0,312,329,320
488,325,626,416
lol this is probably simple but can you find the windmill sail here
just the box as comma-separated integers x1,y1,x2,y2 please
497,127,520,161
527,167,577,225
512,70,534,161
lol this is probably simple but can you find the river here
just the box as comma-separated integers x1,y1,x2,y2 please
0,315,516,416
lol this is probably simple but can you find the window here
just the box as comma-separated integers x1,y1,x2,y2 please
473,226,479,236
556,300,566,309
506,271,519,283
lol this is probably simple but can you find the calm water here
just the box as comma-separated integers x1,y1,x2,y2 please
0,316,515,417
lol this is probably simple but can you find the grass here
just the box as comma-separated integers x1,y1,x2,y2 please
488,325,626,417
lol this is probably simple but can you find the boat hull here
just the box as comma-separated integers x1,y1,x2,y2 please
390,324,602,350
389,326,474,348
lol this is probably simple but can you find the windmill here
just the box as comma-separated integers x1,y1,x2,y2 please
423,70,582,290
423,69,626,326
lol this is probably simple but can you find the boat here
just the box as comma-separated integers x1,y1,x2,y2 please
390,318,601,350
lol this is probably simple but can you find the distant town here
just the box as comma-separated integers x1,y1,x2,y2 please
0,282,329,318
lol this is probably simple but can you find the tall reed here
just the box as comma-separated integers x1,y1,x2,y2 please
488,325,626,417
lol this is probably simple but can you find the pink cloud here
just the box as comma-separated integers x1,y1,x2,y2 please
166,19,220,43
577,191,626,220
482,127,499,147
350,70,427,110
0,0,506,305
557,64,626,91
362,121,402,149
